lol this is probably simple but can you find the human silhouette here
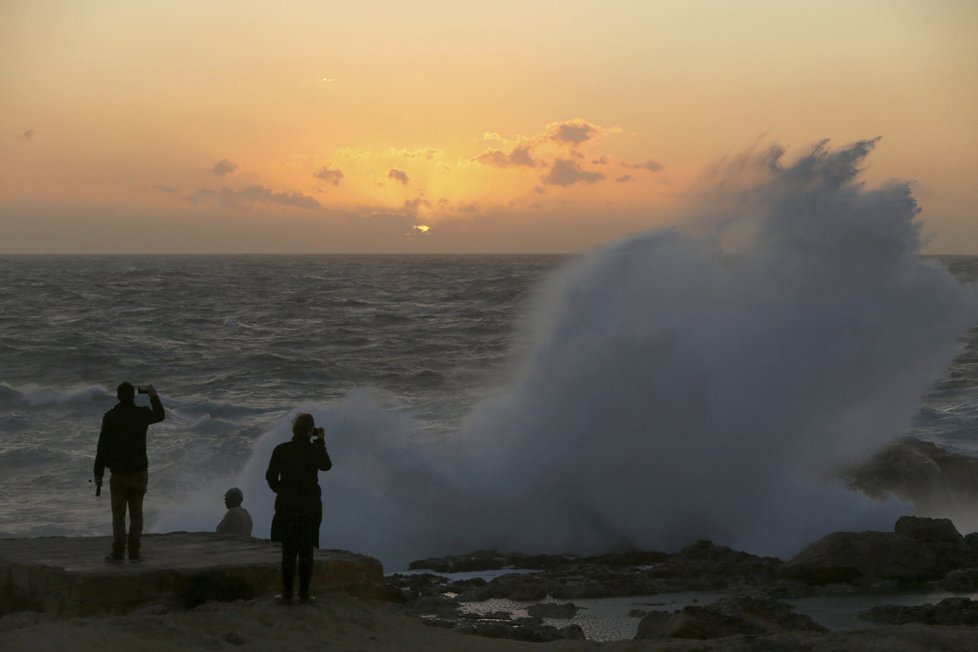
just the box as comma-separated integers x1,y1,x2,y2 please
93,382,165,562
265,413,332,605
216,487,254,537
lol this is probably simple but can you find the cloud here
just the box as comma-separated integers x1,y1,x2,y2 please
544,159,606,187
187,188,218,204
472,119,622,174
210,159,239,176
616,175,634,183
188,185,320,210
156,185,177,194
473,145,537,168
387,147,442,160
622,160,664,173
404,196,430,213
545,119,611,146
314,165,344,186
412,224,430,234
15,129,35,142
388,168,410,185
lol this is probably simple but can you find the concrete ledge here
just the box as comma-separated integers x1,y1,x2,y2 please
0,532,384,616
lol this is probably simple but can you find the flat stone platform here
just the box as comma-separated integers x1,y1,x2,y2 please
0,532,384,616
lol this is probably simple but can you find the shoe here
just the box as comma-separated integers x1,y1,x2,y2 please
298,594,316,605
274,594,293,606
129,554,142,562
105,553,124,563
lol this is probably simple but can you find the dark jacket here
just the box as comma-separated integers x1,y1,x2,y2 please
93,395,165,476
266,436,332,541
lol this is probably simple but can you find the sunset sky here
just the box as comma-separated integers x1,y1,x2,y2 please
2,0,976,254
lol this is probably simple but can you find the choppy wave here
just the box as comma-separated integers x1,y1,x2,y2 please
0,382,110,407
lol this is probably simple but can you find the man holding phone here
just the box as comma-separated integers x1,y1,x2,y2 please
93,381,165,562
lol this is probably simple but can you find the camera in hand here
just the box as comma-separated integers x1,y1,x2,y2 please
137,385,150,394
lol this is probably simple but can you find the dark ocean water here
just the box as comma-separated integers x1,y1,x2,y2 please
0,253,976,564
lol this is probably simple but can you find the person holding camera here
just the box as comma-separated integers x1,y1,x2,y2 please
265,413,332,605
93,381,165,562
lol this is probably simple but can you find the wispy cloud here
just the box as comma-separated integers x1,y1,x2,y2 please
210,159,239,176
15,129,35,142
544,159,605,187
472,146,537,168
188,185,321,210
546,119,602,146
387,147,443,161
314,165,344,186
622,160,664,172
388,168,410,185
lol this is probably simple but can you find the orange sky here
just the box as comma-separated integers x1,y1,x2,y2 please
2,0,976,253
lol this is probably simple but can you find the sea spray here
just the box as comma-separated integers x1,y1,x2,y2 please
157,140,978,570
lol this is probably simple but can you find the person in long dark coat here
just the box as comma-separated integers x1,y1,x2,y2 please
265,413,332,605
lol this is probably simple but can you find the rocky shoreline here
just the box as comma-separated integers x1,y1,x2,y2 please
386,515,978,645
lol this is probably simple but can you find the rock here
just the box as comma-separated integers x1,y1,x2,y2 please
780,531,940,585
526,602,578,618
223,632,245,646
410,595,460,618
456,619,584,642
943,568,978,592
0,533,384,617
408,550,507,573
860,597,978,626
635,594,826,640
634,611,671,638
894,516,965,546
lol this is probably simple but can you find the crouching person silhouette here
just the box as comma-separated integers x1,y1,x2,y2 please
266,413,332,605
93,381,165,562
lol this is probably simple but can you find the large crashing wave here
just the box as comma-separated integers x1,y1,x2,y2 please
157,140,978,569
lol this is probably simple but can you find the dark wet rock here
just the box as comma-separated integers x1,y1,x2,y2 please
455,620,585,642
781,516,977,587
860,597,978,626
943,568,978,592
894,516,965,546
410,594,461,618
526,602,578,618
409,549,507,573
780,530,940,585
383,571,488,606
408,549,670,573
635,594,827,640
457,541,786,602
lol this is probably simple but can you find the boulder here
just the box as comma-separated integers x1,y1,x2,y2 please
0,533,384,616
942,568,978,592
860,597,978,626
635,594,826,640
526,602,578,618
780,531,939,585
894,516,965,546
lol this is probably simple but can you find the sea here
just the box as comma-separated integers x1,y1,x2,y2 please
1,253,977,570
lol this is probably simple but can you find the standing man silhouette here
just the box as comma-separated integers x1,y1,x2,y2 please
94,382,165,562
266,413,332,605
